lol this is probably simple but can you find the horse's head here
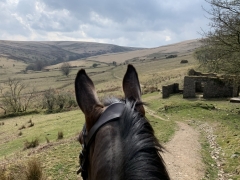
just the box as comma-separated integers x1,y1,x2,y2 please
75,64,170,180
75,64,144,132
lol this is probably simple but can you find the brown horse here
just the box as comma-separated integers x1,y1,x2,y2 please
75,64,170,180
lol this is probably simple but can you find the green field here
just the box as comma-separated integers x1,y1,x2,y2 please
0,44,240,180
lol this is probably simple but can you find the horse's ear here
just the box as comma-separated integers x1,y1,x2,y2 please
123,64,142,101
75,69,103,129
123,65,145,115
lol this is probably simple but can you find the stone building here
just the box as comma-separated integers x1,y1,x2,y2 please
183,75,239,98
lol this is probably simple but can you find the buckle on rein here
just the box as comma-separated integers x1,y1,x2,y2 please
77,145,87,177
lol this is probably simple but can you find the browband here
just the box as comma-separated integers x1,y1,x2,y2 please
84,102,125,148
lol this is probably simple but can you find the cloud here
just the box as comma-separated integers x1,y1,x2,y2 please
0,0,211,47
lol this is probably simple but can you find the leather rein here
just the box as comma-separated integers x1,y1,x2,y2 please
77,102,125,180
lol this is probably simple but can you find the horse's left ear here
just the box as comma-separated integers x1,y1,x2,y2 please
75,69,104,130
123,64,145,115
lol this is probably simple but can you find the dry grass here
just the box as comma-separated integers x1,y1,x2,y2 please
0,158,46,180
24,138,39,149
25,158,46,180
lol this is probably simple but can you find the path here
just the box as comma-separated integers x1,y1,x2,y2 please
162,122,204,180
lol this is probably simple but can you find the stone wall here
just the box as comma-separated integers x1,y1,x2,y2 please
203,78,233,98
183,76,208,98
162,83,179,98
183,76,236,98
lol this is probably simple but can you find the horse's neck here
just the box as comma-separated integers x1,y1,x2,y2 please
89,122,123,180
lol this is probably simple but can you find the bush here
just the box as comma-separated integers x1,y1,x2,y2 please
25,158,45,180
18,131,23,136
19,125,26,130
24,138,39,149
43,88,56,112
60,62,71,77
43,89,77,113
57,131,64,140
28,122,34,128
1,158,46,180
92,63,98,68
142,86,159,94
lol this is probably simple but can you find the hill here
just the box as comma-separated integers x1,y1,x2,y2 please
84,39,201,64
0,40,140,65
45,39,202,69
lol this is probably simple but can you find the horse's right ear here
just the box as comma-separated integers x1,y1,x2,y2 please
75,69,103,129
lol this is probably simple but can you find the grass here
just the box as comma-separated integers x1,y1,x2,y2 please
0,110,85,158
200,132,218,180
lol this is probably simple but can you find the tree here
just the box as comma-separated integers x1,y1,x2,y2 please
60,62,71,76
0,78,35,114
43,88,56,112
196,0,240,76
92,63,98,68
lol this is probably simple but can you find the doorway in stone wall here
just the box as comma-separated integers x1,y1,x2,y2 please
195,81,204,98
238,86,240,96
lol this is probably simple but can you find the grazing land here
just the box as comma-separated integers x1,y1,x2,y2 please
0,39,240,180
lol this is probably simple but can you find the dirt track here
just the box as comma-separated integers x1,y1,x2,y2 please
162,122,204,180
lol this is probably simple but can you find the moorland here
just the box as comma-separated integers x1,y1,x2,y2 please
0,39,239,180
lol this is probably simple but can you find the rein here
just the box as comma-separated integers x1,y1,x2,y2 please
77,102,125,180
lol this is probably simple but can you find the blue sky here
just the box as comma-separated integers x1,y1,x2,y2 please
0,0,211,47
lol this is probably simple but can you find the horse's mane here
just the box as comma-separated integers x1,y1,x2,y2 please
102,97,170,180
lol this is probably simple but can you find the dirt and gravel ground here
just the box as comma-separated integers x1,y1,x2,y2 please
162,122,205,180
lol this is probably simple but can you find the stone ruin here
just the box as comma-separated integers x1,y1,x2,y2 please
162,83,180,98
183,70,240,98
162,69,240,99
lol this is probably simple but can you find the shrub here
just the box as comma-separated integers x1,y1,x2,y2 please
0,167,7,180
43,89,77,113
28,122,34,128
25,158,45,180
142,86,159,94
92,63,98,68
57,131,64,140
19,125,26,130
60,62,71,77
180,60,188,64
24,138,39,149
43,88,56,112
18,131,23,136
0,159,46,180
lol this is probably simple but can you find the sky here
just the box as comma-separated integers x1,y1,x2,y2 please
0,0,211,48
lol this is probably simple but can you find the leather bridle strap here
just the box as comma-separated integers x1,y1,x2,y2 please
84,102,125,148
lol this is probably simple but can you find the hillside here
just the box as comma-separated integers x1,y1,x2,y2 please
87,39,201,63
45,39,202,69
0,40,140,65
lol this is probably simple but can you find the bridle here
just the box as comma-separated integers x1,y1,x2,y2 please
77,102,125,180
